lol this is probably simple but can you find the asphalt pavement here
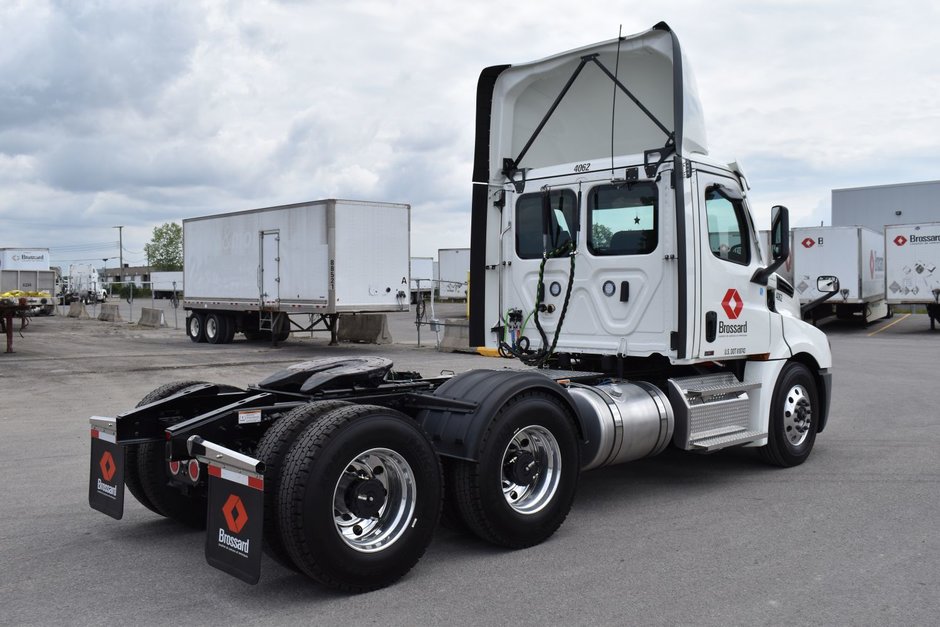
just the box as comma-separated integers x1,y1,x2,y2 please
1,310,937,626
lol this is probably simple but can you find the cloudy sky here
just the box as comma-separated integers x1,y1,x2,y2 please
1,0,938,269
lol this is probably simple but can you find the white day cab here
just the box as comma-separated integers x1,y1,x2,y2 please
88,23,835,593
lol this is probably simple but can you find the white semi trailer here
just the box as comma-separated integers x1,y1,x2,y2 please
89,23,835,593
409,256,434,303
791,226,888,323
437,247,470,300
885,222,940,328
182,199,410,345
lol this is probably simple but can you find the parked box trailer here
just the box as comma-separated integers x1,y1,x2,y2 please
792,226,887,322
437,248,469,299
885,222,940,327
182,199,410,344
151,271,184,299
409,257,434,303
0,248,50,271
0,269,56,314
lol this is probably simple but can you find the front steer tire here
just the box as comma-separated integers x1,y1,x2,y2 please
759,361,819,467
278,405,442,592
448,390,580,549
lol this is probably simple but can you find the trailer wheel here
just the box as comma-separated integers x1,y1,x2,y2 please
254,400,350,569
279,405,442,592
186,313,206,343
205,312,226,344
448,390,579,549
125,381,215,517
220,314,236,344
760,362,819,467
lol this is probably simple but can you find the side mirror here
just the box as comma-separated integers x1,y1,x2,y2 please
816,276,839,293
751,205,790,285
770,205,790,262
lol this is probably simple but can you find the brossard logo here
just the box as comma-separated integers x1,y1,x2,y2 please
217,494,250,557
719,289,748,334
895,233,940,246
96,451,118,498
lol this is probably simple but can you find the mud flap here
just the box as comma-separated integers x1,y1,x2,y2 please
89,417,125,520
190,436,264,585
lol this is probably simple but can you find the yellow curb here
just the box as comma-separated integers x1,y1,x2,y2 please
476,347,501,358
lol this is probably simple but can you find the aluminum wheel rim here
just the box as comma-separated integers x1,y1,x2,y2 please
205,317,217,339
500,425,561,515
191,317,201,337
333,447,416,553
783,384,812,446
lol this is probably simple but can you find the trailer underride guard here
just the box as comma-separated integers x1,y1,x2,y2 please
88,23,835,592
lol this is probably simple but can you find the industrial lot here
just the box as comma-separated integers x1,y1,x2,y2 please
3,5,940,627
1,307,938,624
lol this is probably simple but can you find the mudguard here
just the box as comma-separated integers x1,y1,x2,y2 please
416,369,582,461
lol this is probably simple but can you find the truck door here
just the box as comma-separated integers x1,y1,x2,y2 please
692,171,770,359
260,230,280,305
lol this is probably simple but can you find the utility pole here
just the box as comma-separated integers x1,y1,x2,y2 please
113,226,124,286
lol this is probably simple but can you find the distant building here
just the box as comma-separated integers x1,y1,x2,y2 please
101,265,152,288
832,180,940,233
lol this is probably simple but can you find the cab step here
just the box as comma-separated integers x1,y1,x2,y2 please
667,373,762,451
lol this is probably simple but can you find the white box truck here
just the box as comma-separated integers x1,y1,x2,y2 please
409,257,434,303
885,222,940,328
437,247,469,300
792,226,888,322
182,199,410,345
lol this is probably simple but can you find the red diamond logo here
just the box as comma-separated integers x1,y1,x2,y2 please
893,235,907,246
801,237,815,249
721,288,744,320
222,494,248,534
99,451,116,482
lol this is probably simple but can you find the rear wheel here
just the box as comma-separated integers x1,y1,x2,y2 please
760,362,819,467
279,405,442,592
254,400,350,569
448,390,579,548
205,312,226,344
186,313,206,343
220,314,236,344
125,381,214,517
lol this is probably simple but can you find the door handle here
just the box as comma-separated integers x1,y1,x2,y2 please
705,311,717,343
620,281,629,303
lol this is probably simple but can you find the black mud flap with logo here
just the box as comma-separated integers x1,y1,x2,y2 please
199,442,264,585
89,418,125,520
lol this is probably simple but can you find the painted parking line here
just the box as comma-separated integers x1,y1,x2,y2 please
867,313,911,337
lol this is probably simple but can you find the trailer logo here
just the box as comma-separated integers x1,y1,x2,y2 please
99,451,117,482
894,235,908,246
801,237,816,249
721,289,743,320
222,494,248,534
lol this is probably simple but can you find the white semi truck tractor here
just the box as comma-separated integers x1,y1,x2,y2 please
88,23,835,593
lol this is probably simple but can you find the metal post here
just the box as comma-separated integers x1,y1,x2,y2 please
113,226,124,286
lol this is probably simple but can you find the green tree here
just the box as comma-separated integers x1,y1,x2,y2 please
592,223,613,249
144,222,183,270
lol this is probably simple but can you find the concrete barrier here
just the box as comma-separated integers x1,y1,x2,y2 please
137,307,166,328
67,302,90,320
97,304,123,323
438,317,473,353
337,314,392,344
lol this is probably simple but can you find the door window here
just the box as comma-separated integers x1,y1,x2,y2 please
515,190,578,259
587,182,658,256
705,185,750,265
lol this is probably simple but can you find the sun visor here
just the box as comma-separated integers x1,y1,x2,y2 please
485,24,707,184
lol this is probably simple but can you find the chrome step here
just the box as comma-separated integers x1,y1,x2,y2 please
667,373,761,451
690,429,767,452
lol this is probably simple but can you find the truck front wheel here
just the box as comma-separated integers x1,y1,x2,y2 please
278,405,442,592
760,362,819,467
449,390,580,549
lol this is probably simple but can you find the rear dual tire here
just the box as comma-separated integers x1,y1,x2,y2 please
276,405,442,592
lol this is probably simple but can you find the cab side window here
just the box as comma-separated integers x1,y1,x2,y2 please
515,190,578,259
705,185,751,265
587,182,658,256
